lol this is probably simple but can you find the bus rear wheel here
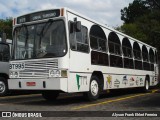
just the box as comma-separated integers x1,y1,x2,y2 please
42,91,59,101
142,79,150,92
0,77,8,96
83,76,100,101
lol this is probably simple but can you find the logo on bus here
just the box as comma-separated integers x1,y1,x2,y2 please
76,74,87,90
122,76,128,85
106,75,112,88
114,79,120,88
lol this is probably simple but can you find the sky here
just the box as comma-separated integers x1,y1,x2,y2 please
0,0,134,27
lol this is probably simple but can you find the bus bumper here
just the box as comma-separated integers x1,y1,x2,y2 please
8,78,68,92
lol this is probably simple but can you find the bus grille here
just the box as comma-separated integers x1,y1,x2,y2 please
18,59,58,78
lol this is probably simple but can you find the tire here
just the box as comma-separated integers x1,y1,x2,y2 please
0,77,8,96
142,79,150,92
83,76,100,101
42,91,59,101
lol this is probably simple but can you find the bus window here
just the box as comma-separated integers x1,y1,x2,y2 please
110,55,123,68
135,60,142,70
142,45,149,62
108,32,122,68
122,38,132,58
90,25,108,66
133,42,141,60
124,58,134,69
122,38,133,69
14,20,67,59
69,21,89,53
90,25,107,52
108,32,121,55
133,42,143,70
143,62,150,71
155,51,158,64
149,48,154,71
149,48,154,63
91,51,108,66
142,45,150,71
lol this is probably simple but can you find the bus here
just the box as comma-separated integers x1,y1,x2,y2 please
0,33,10,96
8,8,159,101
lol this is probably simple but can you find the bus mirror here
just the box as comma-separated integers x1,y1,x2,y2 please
69,22,74,33
75,21,81,32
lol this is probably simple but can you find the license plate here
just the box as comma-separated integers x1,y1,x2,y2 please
10,63,25,70
26,82,36,86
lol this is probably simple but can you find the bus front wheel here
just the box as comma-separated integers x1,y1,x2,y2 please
83,76,100,101
42,91,59,101
0,77,8,96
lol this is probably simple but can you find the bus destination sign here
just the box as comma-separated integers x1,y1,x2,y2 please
17,9,60,24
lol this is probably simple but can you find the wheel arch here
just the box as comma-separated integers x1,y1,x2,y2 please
0,73,9,80
0,73,9,96
91,71,104,91
145,74,150,83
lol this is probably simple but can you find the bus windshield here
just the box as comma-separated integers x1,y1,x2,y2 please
13,20,67,60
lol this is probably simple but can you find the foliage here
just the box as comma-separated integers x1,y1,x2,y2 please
118,0,160,54
0,17,12,39
121,0,149,24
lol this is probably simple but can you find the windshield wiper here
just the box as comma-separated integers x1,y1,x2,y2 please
21,24,29,59
21,24,28,45
36,19,54,58
40,19,53,37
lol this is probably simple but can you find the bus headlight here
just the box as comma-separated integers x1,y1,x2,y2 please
14,72,19,78
49,70,60,77
10,72,19,78
50,70,56,76
49,69,67,78
10,72,13,77
55,70,61,77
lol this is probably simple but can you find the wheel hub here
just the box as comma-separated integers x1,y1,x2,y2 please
145,81,149,90
0,81,5,93
91,80,98,96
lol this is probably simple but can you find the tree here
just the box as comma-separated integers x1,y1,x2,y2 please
147,0,160,9
118,0,160,53
0,18,12,39
121,0,149,24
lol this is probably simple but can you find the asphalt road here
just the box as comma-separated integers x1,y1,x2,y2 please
0,88,160,120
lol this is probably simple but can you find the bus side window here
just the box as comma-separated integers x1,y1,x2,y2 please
110,55,123,68
69,21,89,53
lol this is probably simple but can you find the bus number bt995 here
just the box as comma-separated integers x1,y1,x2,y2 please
10,63,25,70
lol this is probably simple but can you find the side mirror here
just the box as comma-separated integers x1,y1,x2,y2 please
75,21,81,32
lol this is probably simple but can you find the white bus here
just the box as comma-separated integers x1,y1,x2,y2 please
8,8,159,101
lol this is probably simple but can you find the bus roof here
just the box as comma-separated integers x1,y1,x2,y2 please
14,7,157,51
65,7,157,51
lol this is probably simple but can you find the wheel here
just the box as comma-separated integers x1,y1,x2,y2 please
0,77,8,96
83,76,100,101
142,79,150,92
42,91,59,101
